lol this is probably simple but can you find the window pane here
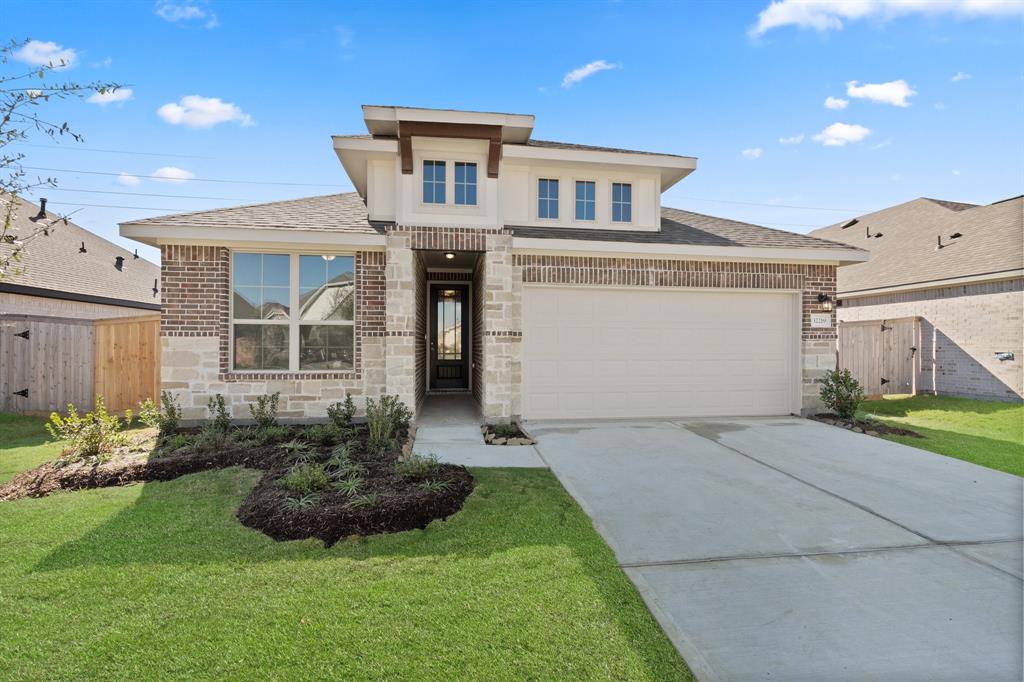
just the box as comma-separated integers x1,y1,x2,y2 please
436,289,462,360
262,254,289,287
454,162,476,206
233,252,290,319
576,181,585,200
232,252,261,286
622,204,632,222
612,204,622,222
622,184,632,201
465,185,476,206
234,324,289,370
424,160,446,204
455,163,465,183
455,184,465,205
300,325,354,370
299,255,354,321
612,183,621,202
233,286,261,319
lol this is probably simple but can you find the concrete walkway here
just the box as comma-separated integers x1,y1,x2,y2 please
530,416,1023,682
414,395,545,468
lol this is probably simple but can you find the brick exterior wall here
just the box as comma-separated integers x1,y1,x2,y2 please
387,225,502,251
839,278,1023,402
159,245,387,421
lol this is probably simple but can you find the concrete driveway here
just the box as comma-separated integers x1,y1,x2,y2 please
530,417,1023,682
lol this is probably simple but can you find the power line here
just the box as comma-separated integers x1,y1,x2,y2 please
44,187,240,201
40,200,204,212
675,196,869,213
22,166,342,188
15,142,212,160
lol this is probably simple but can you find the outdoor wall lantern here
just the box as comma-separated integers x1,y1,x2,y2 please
817,293,834,312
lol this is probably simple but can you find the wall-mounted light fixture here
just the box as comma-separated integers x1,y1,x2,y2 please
444,251,456,260
817,293,834,312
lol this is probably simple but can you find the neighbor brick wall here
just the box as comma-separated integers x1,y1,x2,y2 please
839,278,1023,401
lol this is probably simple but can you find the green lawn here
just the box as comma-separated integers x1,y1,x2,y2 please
859,395,1024,476
0,413,61,484
0,416,690,681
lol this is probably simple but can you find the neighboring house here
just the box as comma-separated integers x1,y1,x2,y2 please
1,196,161,319
120,105,865,423
812,196,1023,402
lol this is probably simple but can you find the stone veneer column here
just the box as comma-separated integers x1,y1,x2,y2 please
384,233,417,411
480,233,522,422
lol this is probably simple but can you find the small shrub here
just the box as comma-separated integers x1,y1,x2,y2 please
282,493,321,512
195,423,233,452
394,452,439,481
304,423,338,446
820,368,866,420
280,439,312,462
207,394,232,433
157,433,193,455
329,442,351,461
365,394,412,455
252,425,289,446
279,462,330,495
327,394,357,432
332,476,363,497
139,391,181,436
345,493,378,509
418,479,452,494
46,396,131,463
249,392,280,430
491,423,519,439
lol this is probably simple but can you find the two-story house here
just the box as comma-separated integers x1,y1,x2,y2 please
120,105,866,423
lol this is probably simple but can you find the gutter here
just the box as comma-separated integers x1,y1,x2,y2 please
0,283,161,311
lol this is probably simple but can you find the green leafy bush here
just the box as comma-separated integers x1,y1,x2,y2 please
280,439,312,462
394,453,439,481
157,433,193,455
252,425,289,446
418,479,451,494
138,391,181,436
195,423,233,452
207,394,231,433
491,423,519,439
249,392,280,430
365,394,412,455
820,368,866,420
304,423,338,446
332,476,363,497
279,462,330,495
326,395,357,432
46,396,132,462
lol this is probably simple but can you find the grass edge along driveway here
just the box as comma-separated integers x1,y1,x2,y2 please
0,414,691,681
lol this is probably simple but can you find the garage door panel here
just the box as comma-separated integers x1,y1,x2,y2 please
523,287,797,419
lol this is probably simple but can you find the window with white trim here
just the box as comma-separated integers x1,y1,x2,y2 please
538,178,558,219
612,182,632,222
575,180,595,221
232,252,355,371
454,162,477,205
423,160,446,204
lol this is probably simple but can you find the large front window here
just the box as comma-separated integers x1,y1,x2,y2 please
232,252,355,371
423,160,446,204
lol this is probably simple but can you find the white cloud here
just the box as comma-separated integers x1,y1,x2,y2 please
824,96,848,110
117,173,141,186
561,60,619,88
951,71,971,82
157,95,254,128
12,40,77,68
779,134,804,144
814,122,872,146
88,88,134,105
152,166,195,183
155,1,219,28
750,0,1024,37
846,79,916,107
742,147,763,159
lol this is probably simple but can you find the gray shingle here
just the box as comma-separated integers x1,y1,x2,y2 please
2,196,161,306
810,196,1024,294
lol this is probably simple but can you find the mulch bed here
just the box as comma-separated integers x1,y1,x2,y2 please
0,425,474,545
810,414,923,438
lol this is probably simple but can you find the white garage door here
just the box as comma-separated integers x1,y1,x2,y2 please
522,286,798,420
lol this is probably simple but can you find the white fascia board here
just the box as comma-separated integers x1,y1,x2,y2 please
838,268,1024,299
120,224,386,250
502,144,697,189
512,236,869,265
361,106,535,141
331,136,399,153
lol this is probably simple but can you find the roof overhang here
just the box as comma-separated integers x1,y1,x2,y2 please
332,136,399,196
512,236,869,265
838,268,1024,299
120,223,386,250
362,105,535,143
502,144,697,190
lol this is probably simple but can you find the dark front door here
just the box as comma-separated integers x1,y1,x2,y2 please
429,284,470,390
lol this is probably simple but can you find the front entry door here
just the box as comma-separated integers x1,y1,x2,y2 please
429,284,470,390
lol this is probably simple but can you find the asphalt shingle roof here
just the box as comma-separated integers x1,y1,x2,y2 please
810,196,1024,294
2,196,161,307
124,192,857,252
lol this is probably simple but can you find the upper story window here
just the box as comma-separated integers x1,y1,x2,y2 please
423,160,446,204
454,162,477,205
612,182,632,222
575,180,596,221
232,252,355,372
538,178,559,219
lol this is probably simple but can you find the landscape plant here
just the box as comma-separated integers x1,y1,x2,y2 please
279,462,330,495
249,392,280,430
395,453,439,481
365,394,412,455
820,368,866,420
46,396,131,462
327,394,357,432
207,394,231,433
137,391,181,437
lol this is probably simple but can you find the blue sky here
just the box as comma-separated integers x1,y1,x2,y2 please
7,0,1023,262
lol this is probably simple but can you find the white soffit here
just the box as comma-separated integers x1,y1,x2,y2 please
361,105,536,143
502,144,697,189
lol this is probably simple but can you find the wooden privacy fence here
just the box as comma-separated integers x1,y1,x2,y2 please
0,314,159,414
838,317,920,398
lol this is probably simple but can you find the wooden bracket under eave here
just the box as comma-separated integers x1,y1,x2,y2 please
397,120,503,178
